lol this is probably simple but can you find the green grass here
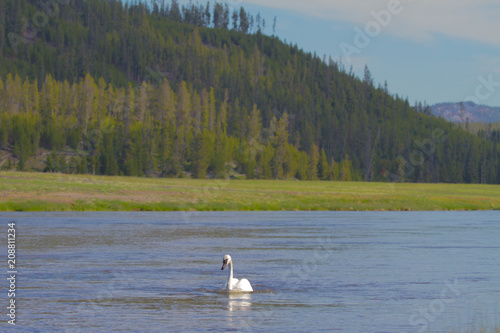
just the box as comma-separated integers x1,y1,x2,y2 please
1,171,499,211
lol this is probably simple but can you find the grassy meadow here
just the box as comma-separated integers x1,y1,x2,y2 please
0,171,499,211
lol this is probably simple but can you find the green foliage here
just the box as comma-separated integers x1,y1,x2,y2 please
0,0,498,183
44,153,54,173
191,132,210,178
318,149,330,180
340,155,354,181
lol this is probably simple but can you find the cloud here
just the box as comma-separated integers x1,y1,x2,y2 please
244,0,500,47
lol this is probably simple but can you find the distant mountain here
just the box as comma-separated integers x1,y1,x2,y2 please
431,102,500,123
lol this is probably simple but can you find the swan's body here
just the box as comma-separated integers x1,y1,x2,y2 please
221,255,253,292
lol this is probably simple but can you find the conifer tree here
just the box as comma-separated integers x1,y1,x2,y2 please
309,143,319,180
318,149,330,180
273,113,289,179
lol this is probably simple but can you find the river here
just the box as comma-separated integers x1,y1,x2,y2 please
1,211,499,332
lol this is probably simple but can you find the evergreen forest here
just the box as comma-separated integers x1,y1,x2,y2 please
0,0,499,183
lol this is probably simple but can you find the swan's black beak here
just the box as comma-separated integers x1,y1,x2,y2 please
221,259,228,270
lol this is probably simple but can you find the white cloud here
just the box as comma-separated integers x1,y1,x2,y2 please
245,0,500,47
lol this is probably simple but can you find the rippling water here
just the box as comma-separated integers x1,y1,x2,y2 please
1,212,499,332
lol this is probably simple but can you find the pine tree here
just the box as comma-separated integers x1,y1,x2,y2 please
232,10,238,30
45,154,54,172
340,154,354,181
214,134,228,178
239,7,249,33
318,149,330,180
191,132,209,178
58,154,67,173
0,113,8,148
273,113,289,179
170,0,182,21
217,89,228,134
309,143,319,180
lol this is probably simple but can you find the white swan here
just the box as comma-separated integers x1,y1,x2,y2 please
221,255,253,292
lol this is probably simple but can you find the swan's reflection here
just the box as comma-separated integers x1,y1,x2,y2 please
225,292,253,327
227,292,252,312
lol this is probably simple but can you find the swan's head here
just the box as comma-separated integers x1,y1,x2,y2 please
221,254,232,270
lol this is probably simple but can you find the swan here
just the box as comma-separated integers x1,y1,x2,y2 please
221,255,253,292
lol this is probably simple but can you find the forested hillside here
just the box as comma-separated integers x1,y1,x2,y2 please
0,0,499,183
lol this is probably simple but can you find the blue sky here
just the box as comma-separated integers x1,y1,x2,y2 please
167,0,500,107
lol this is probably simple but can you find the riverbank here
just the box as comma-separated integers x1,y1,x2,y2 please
0,171,499,211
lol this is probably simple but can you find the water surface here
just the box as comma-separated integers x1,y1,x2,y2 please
1,212,499,332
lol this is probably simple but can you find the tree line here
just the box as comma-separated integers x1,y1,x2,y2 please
0,73,356,180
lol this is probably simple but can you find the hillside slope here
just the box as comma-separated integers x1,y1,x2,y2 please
0,0,499,183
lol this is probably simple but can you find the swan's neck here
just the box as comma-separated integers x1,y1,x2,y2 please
227,262,234,285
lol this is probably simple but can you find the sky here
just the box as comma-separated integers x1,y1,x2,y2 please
169,0,500,107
